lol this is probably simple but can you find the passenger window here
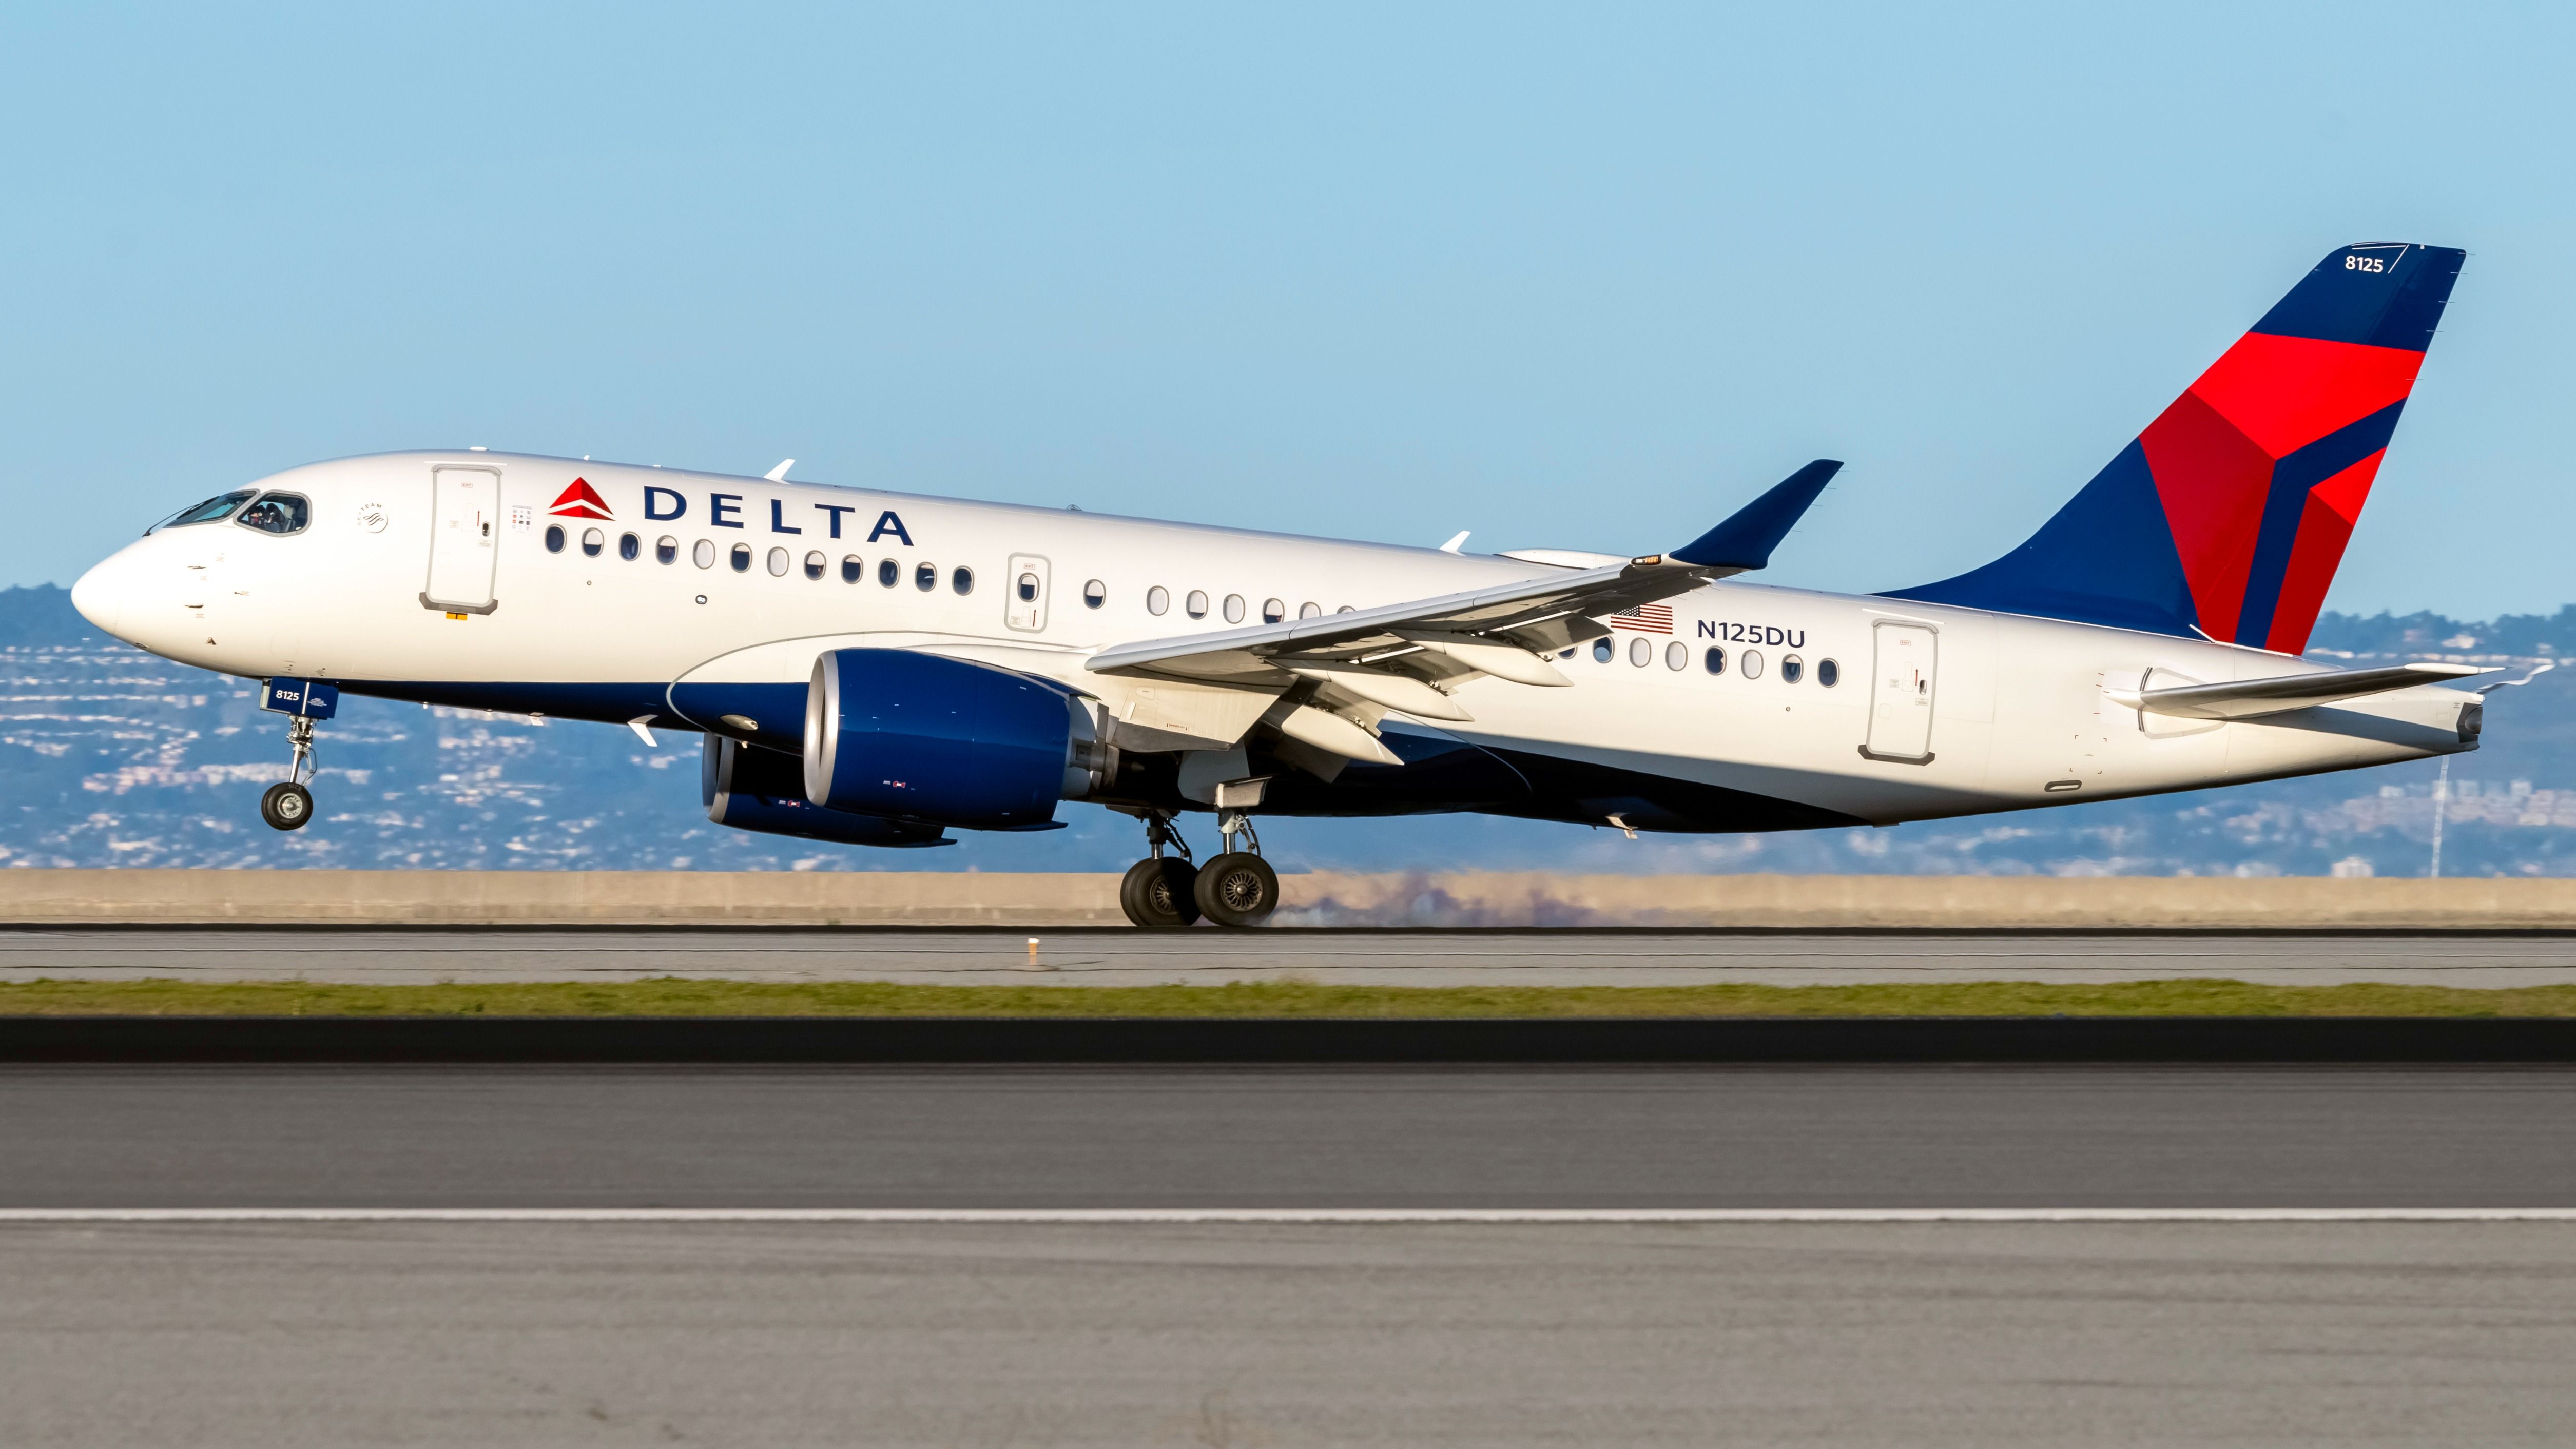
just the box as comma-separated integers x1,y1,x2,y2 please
1223,594,1246,624
1665,641,1687,671
619,532,640,561
841,555,862,583
1299,602,1321,619
952,566,974,595
1781,653,1804,684
693,539,715,569
915,562,936,591
766,546,790,576
1148,586,1170,616
804,551,826,580
1628,637,1650,667
1018,573,1040,602
730,543,752,573
583,527,605,558
878,558,899,588
1593,638,1613,663
235,494,311,535
1741,649,1765,679
1704,646,1726,675
1336,605,1354,613
1818,658,1839,687
656,536,677,564
1186,590,1209,619
545,525,566,554
1083,579,1107,609
1262,598,1285,623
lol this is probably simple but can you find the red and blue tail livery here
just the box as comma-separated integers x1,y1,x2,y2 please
1888,243,2464,652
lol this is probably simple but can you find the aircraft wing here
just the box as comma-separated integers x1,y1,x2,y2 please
1081,459,1839,752
2104,662,2491,721
1083,554,1720,725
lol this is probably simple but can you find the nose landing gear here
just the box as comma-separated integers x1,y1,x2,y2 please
255,678,337,833
259,716,316,832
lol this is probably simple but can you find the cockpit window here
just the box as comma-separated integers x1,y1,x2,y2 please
151,489,258,533
234,493,311,536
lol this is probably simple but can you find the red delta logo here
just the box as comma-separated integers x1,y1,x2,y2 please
548,478,613,520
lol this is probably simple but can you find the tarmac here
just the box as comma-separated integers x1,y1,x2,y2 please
5,1218,2573,1447
7,925,2576,986
6,1064,2576,1446
7,1063,2575,1208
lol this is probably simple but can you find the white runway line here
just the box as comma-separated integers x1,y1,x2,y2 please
6,1207,2576,1223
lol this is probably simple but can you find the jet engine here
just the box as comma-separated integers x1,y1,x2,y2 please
703,735,950,848
802,648,1116,830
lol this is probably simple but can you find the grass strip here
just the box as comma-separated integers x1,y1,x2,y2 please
4,978,2576,1019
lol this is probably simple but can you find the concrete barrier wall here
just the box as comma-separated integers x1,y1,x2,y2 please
0,869,2568,929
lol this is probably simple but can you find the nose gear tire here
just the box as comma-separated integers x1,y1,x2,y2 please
1192,852,1279,928
259,781,314,832
1119,857,1204,928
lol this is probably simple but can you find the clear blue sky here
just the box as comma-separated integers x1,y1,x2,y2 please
6,2,2570,620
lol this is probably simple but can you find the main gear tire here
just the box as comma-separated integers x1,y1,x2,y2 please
259,781,314,832
1192,851,1279,928
1119,857,1203,928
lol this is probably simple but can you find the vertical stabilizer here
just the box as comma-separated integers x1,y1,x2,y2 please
1886,243,2464,652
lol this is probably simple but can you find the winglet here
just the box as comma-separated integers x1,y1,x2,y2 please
1669,460,1842,570
764,459,795,482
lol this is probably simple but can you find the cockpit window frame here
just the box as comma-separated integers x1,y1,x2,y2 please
233,492,313,537
149,488,259,534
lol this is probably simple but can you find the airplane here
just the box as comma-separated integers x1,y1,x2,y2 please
71,242,2482,927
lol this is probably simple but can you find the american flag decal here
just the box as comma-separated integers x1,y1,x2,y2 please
1611,603,1673,634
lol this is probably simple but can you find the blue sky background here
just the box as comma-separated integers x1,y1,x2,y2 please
5,2,2570,620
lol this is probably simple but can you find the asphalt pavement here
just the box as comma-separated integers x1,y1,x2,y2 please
7,1063,2576,1208
8,1218,2576,1447
9,1064,2576,1446
6,926,2576,985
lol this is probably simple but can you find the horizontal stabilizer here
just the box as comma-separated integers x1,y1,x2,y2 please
2104,661,2489,721
1670,460,1842,571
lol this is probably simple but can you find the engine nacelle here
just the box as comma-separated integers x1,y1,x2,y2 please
703,736,950,848
802,648,1115,830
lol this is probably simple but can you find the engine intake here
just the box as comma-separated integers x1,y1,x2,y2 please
802,648,1115,830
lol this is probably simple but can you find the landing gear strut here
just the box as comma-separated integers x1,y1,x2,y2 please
259,716,315,832
1117,812,1202,928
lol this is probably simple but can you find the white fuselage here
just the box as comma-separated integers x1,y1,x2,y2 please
72,450,2477,832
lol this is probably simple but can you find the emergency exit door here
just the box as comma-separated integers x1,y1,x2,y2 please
1004,553,1050,632
1862,620,1937,762
422,465,502,614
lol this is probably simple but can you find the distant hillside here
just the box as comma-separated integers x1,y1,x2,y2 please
2308,606,2576,660
2,584,2569,876
0,586,93,648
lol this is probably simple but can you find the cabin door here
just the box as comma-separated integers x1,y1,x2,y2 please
1862,620,1938,763
422,465,503,614
1005,553,1050,632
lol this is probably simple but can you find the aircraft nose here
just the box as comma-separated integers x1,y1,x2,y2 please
70,553,127,637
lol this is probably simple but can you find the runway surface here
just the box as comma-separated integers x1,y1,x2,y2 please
7,925,2576,986
10,1064,2576,1208
7,1218,2576,1447
10,1065,2576,1445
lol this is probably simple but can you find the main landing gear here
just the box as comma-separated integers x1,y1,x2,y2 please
259,716,316,832
1118,810,1281,929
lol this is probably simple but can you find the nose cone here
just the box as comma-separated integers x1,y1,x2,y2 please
71,552,129,638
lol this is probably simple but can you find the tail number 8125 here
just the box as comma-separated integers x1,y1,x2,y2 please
2346,254,2389,273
